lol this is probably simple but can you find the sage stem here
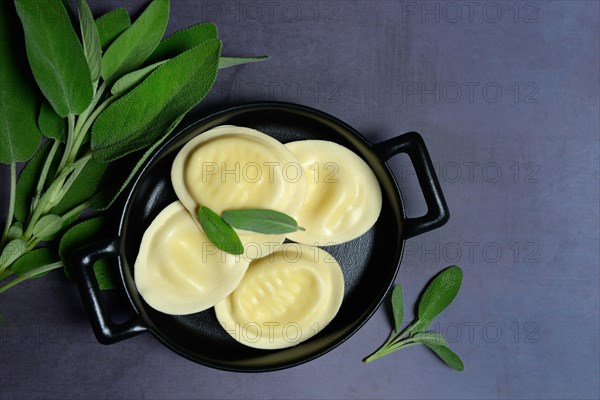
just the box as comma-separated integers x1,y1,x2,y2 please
56,114,76,176
32,139,60,211
67,82,108,164
0,261,63,294
61,202,89,223
23,154,92,239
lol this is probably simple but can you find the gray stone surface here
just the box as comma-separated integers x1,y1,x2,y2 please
1,1,598,399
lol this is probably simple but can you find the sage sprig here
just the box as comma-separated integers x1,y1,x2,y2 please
197,207,304,255
0,0,267,294
363,266,464,371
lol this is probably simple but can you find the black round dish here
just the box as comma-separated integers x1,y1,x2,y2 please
70,102,449,372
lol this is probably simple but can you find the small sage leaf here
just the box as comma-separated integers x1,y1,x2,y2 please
59,217,115,289
96,8,131,50
32,215,63,240
411,331,448,346
222,209,304,234
219,56,269,69
422,342,464,372
0,1,42,164
145,22,217,65
92,39,221,161
14,0,93,117
38,101,67,143
10,248,57,278
101,0,169,83
0,239,27,268
111,60,168,95
197,206,243,255
417,266,462,328
77,0,102,83
391,285,403,333
7,222,23,241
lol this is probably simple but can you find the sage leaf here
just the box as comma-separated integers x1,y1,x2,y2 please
0,1,42,164
14,0,93,117
101,0,169,83
38,101,67,143
111,60,168,95
391,285,403,333
0,239,27,269
48,158,107,216
411,331,448,346
197,206,244,255
96,8,131,50
219,56,269,69
90,118,177,211
144,22,217,65
92,39,221,161
14,142,61,223
7,222,23,241
417,266,462,328
10,248,57,278
422,341,464,372
59,217,115,289
32,215,63,241
222,209,304,234
77,0,102,83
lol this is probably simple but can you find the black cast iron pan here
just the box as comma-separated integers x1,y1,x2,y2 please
70,102,449,372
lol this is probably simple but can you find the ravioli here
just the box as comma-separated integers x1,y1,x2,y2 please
171,125,307,259
284,140,382,245
134,202,250,315
215,244,344,350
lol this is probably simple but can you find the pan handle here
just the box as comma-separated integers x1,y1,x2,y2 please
373,131,449,239
70,239,147,344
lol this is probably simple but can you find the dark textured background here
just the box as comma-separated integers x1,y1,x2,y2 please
1,1,599,399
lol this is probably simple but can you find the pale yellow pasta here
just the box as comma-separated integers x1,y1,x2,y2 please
215,244,344,349
285,140,382,245
171,125,307,259
134,202,250,315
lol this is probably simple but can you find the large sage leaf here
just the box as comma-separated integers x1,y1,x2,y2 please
0,1,41,164
59,217,115,289
144,22,217,65
417,266,463,326
101,0,169,83
96,8,131,50
89,123,178,211
219,56,269,69
111,60,168,95
14,0,93,117
38,101,67,143
77,0,102,83
92,39,221,161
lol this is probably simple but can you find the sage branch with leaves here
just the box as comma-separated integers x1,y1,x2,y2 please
364,266,465,371
0,0,266,292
